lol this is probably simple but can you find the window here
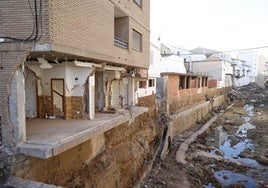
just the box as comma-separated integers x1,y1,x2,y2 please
179,76,186,89
197,77,201,88
134,0,142,7
132,29,142,51
139,81,146,88
148,79,155,87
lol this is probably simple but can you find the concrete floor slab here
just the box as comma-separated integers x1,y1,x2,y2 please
19,107,148,158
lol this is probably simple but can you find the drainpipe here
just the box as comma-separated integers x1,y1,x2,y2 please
189,57,193,73
231,64,236,89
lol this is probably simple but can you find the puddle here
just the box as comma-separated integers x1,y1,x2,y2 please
219,139,259,167
236,104,255,137
203,183,215,188
205,103,260,188
214,170,256,188
209,104,259,167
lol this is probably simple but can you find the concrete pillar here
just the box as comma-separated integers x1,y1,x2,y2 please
89,73,95,119
0,45,29,146
127,77,135,106
96,71,105,112
162,74,170,115
9,69,26,143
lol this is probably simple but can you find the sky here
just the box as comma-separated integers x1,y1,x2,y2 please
150,0,268,54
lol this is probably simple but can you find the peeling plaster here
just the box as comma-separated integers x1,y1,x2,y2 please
65,66,94,96
9,69,26,144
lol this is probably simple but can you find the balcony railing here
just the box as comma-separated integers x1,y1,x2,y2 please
114,37,128,49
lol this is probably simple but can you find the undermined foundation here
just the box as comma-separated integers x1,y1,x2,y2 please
1,89,229,187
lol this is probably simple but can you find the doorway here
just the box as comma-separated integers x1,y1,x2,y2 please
51,79,65,118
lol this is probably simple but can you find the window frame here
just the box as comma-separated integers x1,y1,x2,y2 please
148,79,155,87
134,0,142,8
132,29,142,52
138,81,147,89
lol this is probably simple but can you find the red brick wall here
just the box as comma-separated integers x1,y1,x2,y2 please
167,75,179,100
208,79,218,88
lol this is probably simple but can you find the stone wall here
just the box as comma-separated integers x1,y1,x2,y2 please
171,95,226,135
37,96,52,118
169,87,231,114
65,96,84,119
37,96,85,119
160,94,227,159
169,92,206,114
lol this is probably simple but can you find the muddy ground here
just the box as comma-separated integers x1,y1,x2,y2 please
142,83,268,188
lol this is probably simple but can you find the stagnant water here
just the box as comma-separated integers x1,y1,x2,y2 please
205,104,260,187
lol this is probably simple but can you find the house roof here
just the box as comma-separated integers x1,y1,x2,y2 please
191,47,217,54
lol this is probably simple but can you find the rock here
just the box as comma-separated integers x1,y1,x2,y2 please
255,156,268,166
225,118,244,126
215,150,224,156
194,143,208,151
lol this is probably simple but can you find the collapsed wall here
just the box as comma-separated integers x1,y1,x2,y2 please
3,95,159,188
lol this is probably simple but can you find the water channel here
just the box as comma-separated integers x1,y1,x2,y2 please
205,104,260,187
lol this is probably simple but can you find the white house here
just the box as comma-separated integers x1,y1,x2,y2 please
136,37,161,100
184,48,233,88
160,54,186,74
231,58,251,87
136,41,188,100
256,55,268,86
237,51,259,83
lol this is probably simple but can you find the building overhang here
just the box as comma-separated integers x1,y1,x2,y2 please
29,42,149,70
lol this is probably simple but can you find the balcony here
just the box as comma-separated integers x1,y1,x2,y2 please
19,107,148,159
114,7,129,49
114,37,128,49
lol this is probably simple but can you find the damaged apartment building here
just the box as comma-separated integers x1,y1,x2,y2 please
0,0,150,177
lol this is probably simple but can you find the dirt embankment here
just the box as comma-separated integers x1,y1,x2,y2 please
142,83,268,188
64,95,161,188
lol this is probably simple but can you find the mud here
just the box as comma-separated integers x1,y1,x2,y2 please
142,83,268,188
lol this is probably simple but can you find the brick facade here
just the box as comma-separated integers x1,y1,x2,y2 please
1,0,149,68
0,0,151,183
0,43,32,146
48,0,150,68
